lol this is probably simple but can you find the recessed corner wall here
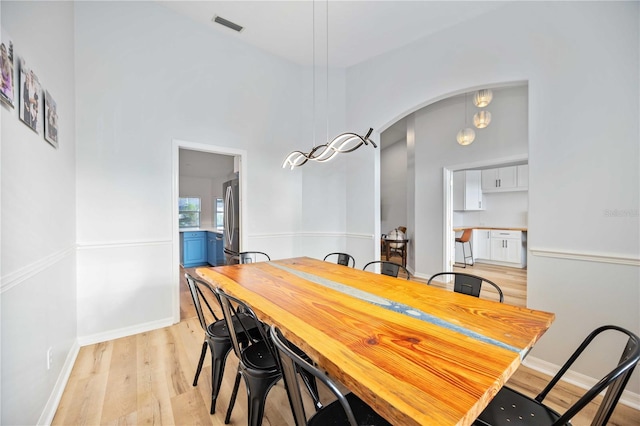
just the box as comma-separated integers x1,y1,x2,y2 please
1,1,77,424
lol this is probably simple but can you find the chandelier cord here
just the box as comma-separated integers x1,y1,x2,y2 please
326,0,329,145
464,92,468,126
312,0,316,148
281,0,376,169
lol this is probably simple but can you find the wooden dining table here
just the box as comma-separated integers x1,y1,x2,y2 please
196,257,554,426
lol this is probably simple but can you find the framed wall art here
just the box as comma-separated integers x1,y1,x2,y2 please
19,60,41,133
44,90,58,148
0,30,15,107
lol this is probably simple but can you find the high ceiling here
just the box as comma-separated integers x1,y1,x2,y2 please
164,2,507,150
161,1,505,68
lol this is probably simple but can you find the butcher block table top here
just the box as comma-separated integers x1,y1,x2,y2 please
197,257,554,426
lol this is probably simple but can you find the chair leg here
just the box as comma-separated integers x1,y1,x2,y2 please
225,368,242,424
460,242,467,268
244,373,281,426
467,241,474,266
210,340,233,414
193,341,208,386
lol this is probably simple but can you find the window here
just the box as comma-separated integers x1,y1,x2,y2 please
179,197,201,228
214,198,224,230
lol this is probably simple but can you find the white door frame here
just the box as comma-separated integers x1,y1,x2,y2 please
443,154,528,274
171,139,248,323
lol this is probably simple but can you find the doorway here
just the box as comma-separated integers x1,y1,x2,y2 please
378,83,529,303
171,139,248,323
443,159,529,306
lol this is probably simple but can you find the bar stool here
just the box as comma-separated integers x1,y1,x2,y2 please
455,229,473,267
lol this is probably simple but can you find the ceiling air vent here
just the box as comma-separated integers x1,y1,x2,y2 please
212,15,244,33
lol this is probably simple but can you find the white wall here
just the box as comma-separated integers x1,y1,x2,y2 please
461,191,528,228
380,139,407,234
1,2,76,424
74,1,346,338
345,1,639,394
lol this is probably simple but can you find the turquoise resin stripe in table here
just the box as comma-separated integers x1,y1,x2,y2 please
270,262,524,358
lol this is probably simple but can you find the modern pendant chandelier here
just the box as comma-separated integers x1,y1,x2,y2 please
282,0,375,170
456,92,476,146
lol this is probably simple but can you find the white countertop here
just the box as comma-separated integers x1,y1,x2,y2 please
179,227,223,234
453,226,527,232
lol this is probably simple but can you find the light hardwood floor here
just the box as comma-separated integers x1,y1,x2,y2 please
52,261,639,425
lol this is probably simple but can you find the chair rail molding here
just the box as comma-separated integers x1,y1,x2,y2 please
250,232,374,240
76,239,173,250
529,247,640,267
0,245,75,293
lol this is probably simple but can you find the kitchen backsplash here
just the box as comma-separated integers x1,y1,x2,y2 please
454,191,528,228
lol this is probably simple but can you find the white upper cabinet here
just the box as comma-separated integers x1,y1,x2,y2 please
453,170,484,211
481,164,527,192
517,164,528,189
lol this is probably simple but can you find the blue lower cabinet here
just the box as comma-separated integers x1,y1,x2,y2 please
207,232,219,266
207,231,224,266
181,231,207,267
216,233,225,265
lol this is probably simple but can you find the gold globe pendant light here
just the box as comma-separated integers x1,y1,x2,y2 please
456,128,476,146
473,89,493,107
457,92,475,146
473,110,492,129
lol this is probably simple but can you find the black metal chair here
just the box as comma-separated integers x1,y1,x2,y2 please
474,325,640,426
427,272,504,302
184,273,260,415
323,252,356,268
238,251,271,264
215,287,281,426
224,247,240,265
363,260,410,279
270,325,392,426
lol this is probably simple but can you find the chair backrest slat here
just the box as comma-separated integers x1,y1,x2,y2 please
363,261,410,279
323,252,355,268
453,274,483,297
427,272,504,302
238,251,270,264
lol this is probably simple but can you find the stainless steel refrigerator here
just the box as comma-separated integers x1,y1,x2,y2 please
223,177,240,264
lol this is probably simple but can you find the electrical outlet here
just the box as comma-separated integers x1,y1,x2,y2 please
47,347,53,370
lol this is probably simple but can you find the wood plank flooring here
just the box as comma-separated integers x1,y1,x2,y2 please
52,261,640,425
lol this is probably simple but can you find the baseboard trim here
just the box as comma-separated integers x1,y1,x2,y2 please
37,339,81,426
529,248,639,267
523,355,640,410
77,317,176,347
1,246,75,294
